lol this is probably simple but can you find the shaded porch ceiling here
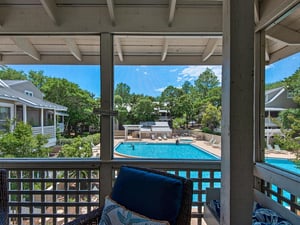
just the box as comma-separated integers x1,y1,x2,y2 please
0,0,299,65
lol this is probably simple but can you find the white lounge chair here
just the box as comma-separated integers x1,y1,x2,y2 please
267,144,273,150
206,137,214,144
212,142,221,148
209,139,217,146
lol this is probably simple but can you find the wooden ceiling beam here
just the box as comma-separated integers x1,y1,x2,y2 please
267,24,300,44
107,0,116,26
256,0,299,31
115,37,123,62
202,38,219,62
168,0,177,27
40,0,58,25
161,39,169,61
12,37,41,61
65,38,82,61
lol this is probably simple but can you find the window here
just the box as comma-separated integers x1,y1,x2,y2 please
0,106,10,131
25,90,33,97
44,110,54,126
0,104,13,131
27,107,41,127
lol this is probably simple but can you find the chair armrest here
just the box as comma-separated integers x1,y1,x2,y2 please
65,207,103,225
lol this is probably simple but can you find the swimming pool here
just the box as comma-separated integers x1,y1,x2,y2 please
266,158,300,175
115,142,219,160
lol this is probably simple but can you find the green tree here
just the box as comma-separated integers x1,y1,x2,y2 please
115,83,131,104
28,70,48,89
265,81,285,90
284,68,300,104
205,87,222,107
114,95,123,107
272,68,300,158
182,81,193,94
0,122,50,157
58,137,92,158
174,94,195,128
201,103,221,132
172,117,185,129
0,67,27,80
160,86,184,119
194,68,220,98
40,77,98,135
275,109,300,158
131,97,156,123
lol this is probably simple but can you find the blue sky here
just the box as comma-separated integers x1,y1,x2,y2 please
7,52,300,97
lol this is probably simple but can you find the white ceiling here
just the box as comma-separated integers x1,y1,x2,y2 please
0,0,299,65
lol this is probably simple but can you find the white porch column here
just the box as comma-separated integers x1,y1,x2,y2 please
54,109,57,134
23,104,27,123
99,33,114,205
41,108,44,134
124,126,128,140
254,30,266,162
221,0,254,224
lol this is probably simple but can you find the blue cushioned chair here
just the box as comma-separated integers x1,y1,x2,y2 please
66,166,193,225
0,169,8,225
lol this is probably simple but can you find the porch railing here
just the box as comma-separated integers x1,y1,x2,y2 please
1,159,221,225
254,163,300,217
1,159,299,225
32,126,56,138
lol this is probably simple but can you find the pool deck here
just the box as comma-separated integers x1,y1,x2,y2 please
112,137,296,159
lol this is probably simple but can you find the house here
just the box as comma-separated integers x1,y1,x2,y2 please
265,86,298,143
0,79,68,146
265,86,298,118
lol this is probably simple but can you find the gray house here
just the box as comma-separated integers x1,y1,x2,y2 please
0,79,68,146
265,86,297,117
265,86,298,143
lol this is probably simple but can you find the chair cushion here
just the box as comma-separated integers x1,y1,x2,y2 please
99,196,170,225
0,211,7,225
252,204,292,225
111,166,183,225
208,200,221,219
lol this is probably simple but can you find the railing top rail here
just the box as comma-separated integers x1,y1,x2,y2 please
254,163,300,196
0,158,221,169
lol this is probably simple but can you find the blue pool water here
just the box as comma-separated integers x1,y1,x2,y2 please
266,158,300,175
115,142,219,160
115,143,299,203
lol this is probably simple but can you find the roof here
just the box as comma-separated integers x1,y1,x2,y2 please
265,87,285,104
265,87,284,95
2,80,28,86
0,82,67,111
0,1,299,65
265,107,286,111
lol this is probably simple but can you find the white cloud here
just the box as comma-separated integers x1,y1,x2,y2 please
178,65,222,83
265,64,274,70
177,76,183,82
